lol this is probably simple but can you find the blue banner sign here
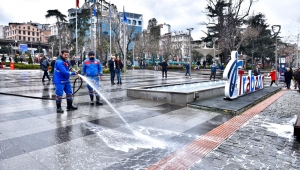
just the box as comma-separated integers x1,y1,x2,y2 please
19,44,28,52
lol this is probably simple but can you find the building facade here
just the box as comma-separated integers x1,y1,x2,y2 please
5,22,49,43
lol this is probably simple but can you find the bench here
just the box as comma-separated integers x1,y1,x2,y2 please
294,112,300,137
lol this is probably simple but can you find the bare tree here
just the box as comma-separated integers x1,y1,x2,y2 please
111,19,137,59
204,0,257,62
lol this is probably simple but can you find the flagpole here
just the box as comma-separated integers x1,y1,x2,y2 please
76,6,78,70
123,6,127,73
109,2,112,57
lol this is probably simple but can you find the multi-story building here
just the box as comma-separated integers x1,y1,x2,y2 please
0,25,4,39
49,24,58,36
119,11,143,51
68,3,143,60
5,22,48,43
159,31,191,62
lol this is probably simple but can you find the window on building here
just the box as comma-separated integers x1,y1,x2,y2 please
28,37,30,41
37,33,39,36
19,26,20,29
23,31,25,35
19,36,21,40
28,26,30,30
33,38,35,41
23,27,25,29
19,30,21,34
32,28,34,31
37,38,39,41
23,37,25,40
28,32,30,35
32,32,35,36
138,21,142,25
132,20,136,25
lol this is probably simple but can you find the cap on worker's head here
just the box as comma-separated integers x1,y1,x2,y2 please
88,51,95,56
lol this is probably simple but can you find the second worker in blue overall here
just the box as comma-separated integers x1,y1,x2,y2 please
81,51,104,105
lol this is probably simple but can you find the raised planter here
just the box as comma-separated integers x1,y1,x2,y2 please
127,82,225,106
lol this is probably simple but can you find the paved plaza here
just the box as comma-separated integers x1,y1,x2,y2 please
0,69,299,170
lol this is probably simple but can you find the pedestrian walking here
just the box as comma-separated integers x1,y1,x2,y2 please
108,56,116,85
161,59,168,78
296,68,300,92
50,57,57,82
293,68,299,89
140,60,145,69
53,49,78,113
81,51,104,106
196,60,200,70
203,60,206,69
185,63,190,77
70,57,76,67
209,62,218,80
284,67,293,89
40,55,51,82
268,68,277,86
219,63,225,75
115,57,123,84
253,65,261,76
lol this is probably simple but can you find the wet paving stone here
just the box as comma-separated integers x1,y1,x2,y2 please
195,91,300,169
1,70,300,169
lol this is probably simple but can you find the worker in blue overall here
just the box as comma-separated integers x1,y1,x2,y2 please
53,49,78,113
81,51,104,105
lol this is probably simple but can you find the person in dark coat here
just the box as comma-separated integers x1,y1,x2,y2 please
185,63,190,76
108,56,116,85
40,55,51,82
196,60,200,70
50,57,57,82
203,60,206,69
293,68,299,89
161,60,168,78
253,65,261,76
115,57,124,84
296,69,300,92
284,67,293,89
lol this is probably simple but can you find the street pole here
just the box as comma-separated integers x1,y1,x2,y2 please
251,39,254,70
187,28,193,78
14,40,17,58
109,1,112,57
51,43,54,59
297,33,299,68
76,6,78,69
124,22,127,73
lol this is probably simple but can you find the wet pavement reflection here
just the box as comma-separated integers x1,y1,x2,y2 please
0,69,299,169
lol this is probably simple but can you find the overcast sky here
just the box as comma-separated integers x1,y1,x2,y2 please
0,0,299,42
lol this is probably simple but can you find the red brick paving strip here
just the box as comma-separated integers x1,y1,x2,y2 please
147,90,286,170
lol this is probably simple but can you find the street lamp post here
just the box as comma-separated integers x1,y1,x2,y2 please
51,42,54,59
187,28,193,78
14,40,17,58
272,25,281,85
212,37,218,61
272,25,281,69
251,39,254,70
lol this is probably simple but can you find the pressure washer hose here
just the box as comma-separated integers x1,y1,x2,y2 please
0,77,83,100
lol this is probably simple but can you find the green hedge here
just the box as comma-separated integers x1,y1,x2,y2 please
3,62,40,69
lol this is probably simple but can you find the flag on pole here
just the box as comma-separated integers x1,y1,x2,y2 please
76,0,79,8
123,6,127,23
94,5,97,16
